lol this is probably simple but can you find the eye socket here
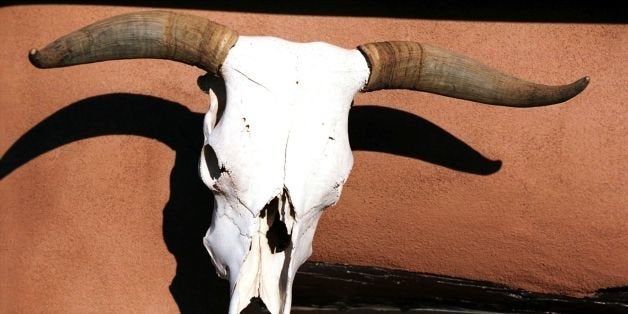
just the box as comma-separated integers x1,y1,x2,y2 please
204,145,224,180
199,144,225,189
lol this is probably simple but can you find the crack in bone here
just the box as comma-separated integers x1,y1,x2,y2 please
232,67,272,93
217,210,253,239
282,132,290,183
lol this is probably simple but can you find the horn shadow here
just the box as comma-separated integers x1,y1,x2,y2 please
1,94,201,178
1,93,499,312
349,105,502,175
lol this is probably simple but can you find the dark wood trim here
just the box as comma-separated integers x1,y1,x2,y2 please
286,262,628,313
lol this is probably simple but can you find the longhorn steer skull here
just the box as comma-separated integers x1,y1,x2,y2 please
28,11,589,314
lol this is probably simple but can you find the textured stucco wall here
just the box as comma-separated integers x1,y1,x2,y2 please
1,4,627,312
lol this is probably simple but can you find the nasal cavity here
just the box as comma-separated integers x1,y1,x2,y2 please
262,197,292,254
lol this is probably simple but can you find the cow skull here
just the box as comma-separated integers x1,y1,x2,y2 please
28,11,589,314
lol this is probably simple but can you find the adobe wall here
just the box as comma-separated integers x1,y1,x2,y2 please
1,4,626,312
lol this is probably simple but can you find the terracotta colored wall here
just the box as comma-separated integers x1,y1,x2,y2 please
1,4,626,312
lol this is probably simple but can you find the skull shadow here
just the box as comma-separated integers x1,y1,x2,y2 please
0,93,500,312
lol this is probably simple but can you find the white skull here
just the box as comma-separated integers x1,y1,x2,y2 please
27,11,588,314
198,36,369,313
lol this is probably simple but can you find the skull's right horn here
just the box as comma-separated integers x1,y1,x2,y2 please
358,41,589,107
28,11,238,75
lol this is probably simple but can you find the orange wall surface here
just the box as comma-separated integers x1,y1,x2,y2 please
1,4,627,312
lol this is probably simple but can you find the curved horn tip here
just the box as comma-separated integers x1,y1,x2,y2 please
565,76,591,100
28,48,46,69
579,76,591,89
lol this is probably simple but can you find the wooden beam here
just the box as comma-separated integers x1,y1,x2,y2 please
279,262,627,313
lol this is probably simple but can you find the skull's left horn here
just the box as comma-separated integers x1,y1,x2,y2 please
358,41,589,107
28,11,238,74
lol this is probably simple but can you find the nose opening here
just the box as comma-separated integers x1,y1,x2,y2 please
241,297,271,313
262,197,292,254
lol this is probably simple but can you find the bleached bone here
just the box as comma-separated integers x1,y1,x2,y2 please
197,37,368,313
28,11,589,314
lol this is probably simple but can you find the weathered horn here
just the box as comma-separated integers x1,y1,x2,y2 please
28,11,238,74
358,41,589,107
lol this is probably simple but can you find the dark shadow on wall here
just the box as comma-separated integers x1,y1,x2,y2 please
0,94,230,312
2,0,626,24
0,94,501,180
0,93,500,312
350,105,501,175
